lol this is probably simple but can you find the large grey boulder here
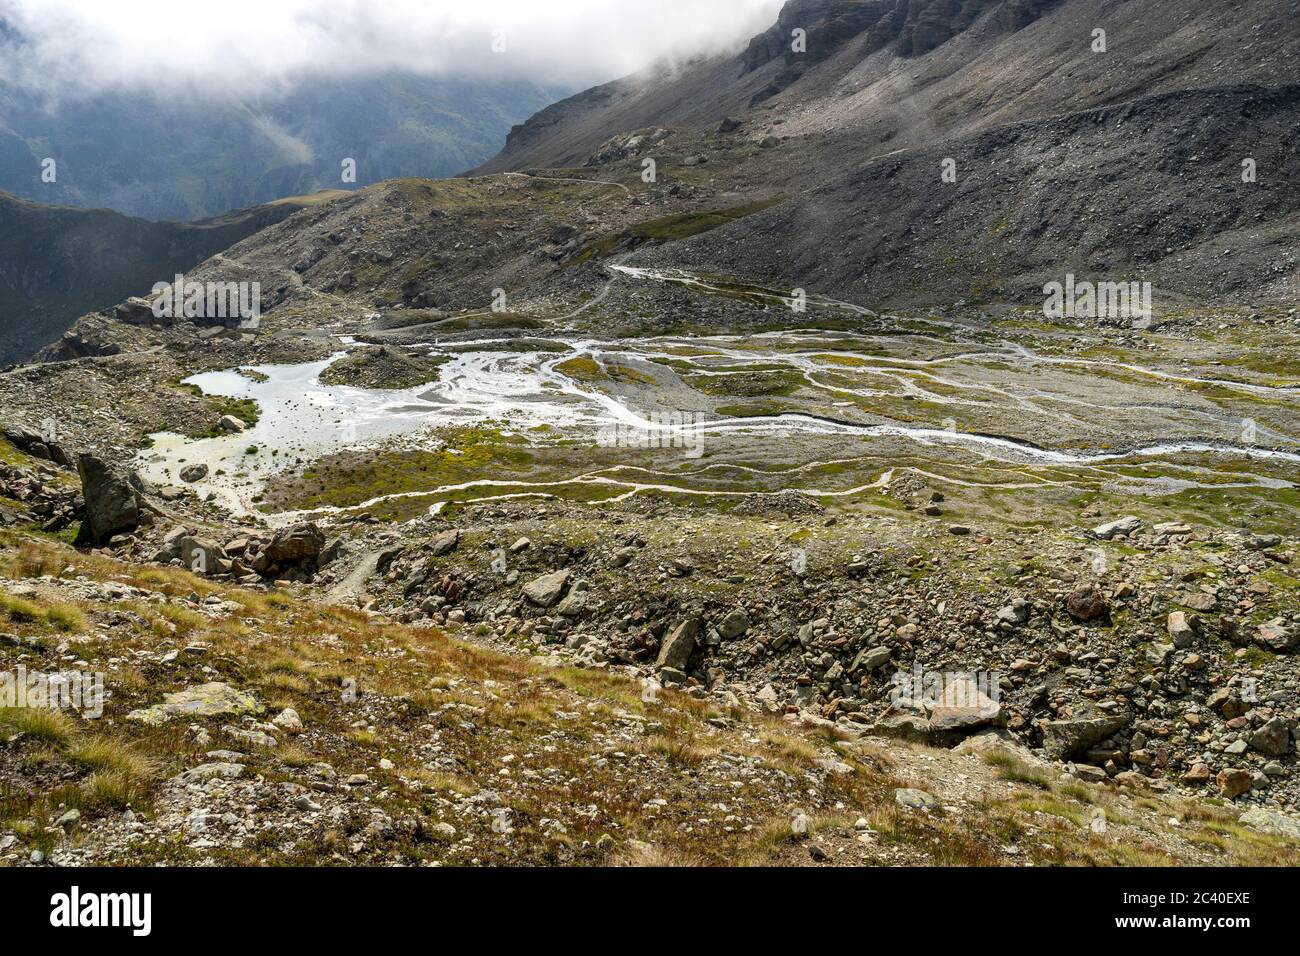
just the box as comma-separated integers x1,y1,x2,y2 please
522,570,571,608
716,609,750,639
655,617,700,671
1256,618,1297,652
1092,516,1141,540
429,528,461,556
1248,717,1293,757
180,536,223,575
114,297,156,325
1168,611,1197,647
127,682,262,725
1238,807,1300,840
926,676,1002,733
850,645,891,673
1042,710,1130,760
76,453,140,544
262,523,325,565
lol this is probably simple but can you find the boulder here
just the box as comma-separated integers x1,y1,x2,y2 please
1238,807,1300,839
1167,611,1197,647
894,788,936,810
1248,717,1292,757
1092,515,1142,539
523,570,572,608
717,609,750,639
870,712,933,743
1065,584,1109,622
263,523,325,564
927,675,1002,733
554,589,590,618
655,617,700,671
1042,711,1130,760
159,525,189,558
271,708,304,734
996,600,1031,626
76,454,140,544
850,645,892,673
430,528,461,556
1216,768,1252,799
114,297,156,325
180,536,223,575
1255,618,1296,652
179,463,209,483
127,682,262,725
173,762,245,785
217,415,247,433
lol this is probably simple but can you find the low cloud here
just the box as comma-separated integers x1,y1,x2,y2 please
0,0,783,98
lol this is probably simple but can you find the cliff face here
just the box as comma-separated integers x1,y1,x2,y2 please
0,192,309,365
741,0,1054,72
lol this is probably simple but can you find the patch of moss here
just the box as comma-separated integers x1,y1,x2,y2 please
556,356,656,387
271,426,534,513
687,369,804,398
569,197,784,264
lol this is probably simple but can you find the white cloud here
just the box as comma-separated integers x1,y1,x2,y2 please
0,0,783,97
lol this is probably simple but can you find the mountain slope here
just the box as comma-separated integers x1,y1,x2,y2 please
0,190,339,365
0,73,569,221
640,82,1300,306
476,0,1298,176
472,0,1300,307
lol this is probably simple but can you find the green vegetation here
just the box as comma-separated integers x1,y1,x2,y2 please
687,369,804,398
269,426,534,516
568,198,784,264
556,356,657,386
168,380,261,438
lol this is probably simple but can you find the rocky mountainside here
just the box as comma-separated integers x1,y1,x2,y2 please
475,0,1300,307
0,190,337,366
480,0,1298,174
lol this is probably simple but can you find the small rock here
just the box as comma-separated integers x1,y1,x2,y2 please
271,708,304,735
1168,611,1196,647
1093,516,1141,540
1216,768,1252,799
894,788,937,810
1066,584,1109,622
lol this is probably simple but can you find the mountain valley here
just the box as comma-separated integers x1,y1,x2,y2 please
1,0,1298,870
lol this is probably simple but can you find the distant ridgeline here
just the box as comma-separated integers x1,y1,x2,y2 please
0,72,569,221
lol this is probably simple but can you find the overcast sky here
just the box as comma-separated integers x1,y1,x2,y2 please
0,0,783,97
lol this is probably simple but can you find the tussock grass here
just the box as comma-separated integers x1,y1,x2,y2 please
757,729,821,769
81,770,150,811
0,706,76,744
638,733,714,769
982,749,1053,789
613,842,706,867
69,737,157,781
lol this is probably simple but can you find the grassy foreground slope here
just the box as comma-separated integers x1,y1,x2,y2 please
0,520,1293,867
